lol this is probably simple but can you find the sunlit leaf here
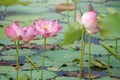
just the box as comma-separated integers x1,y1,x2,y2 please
47,66,60,71
72,0,80,3
63,22,82,44
99,12,120,39
107,7,117,14
0,0,29,7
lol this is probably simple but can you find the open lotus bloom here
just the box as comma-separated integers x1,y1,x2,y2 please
22,26,37,42
5,21,24,41
5,21,36,42
77,11,100,34
34,19,62,38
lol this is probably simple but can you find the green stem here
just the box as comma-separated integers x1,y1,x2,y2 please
74,1,77,21
40,38,46,80
30,66,32,80
67,0,69,25
4,6,7,16
14,41,19,80
107,53,110,75
115,37,118,53
79,27,85,80
88,34,91,80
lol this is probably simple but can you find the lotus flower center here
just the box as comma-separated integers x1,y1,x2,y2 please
44,25,49,29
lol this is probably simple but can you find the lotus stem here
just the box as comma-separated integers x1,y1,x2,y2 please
88,34,91,80
14,41,19,80
107,53,110,75
30,66,32,80
4,6,7,16
79,27,85,80
116,37,118,53
67,0,69,25
40,38,46,80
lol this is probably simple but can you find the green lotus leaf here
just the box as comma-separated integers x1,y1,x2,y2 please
55,77,80,80
1,49,36,56
8,70,57,80
99,12,120,39
63,22,83,44
0,66,15,74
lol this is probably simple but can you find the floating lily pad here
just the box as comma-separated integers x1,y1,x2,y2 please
21,63,32,70
102,40,120,47
0,66,15,74
30,55,64,67
98,56,120,67
0,75,8,80
7,5,49,14
40,12,64,20
47,66,60,71
61,10,79,17
60,66,79,71
48,0,73,5
55,77,80,80
44,50,80,62
84,44,108,55
0,56,16,60
1,49,36,56
95,76,114,80
0,20,13,26
110,68,120,78
7,70,57,80
6,14,43,22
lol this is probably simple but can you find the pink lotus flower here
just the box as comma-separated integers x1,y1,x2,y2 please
5,21,24,41
34,19,62,38
5,21,37,42
22,25,37,42
76,11,100,34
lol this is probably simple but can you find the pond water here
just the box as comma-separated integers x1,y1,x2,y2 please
0,0,120,80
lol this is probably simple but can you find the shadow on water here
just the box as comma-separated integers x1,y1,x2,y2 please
84,34,100,44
